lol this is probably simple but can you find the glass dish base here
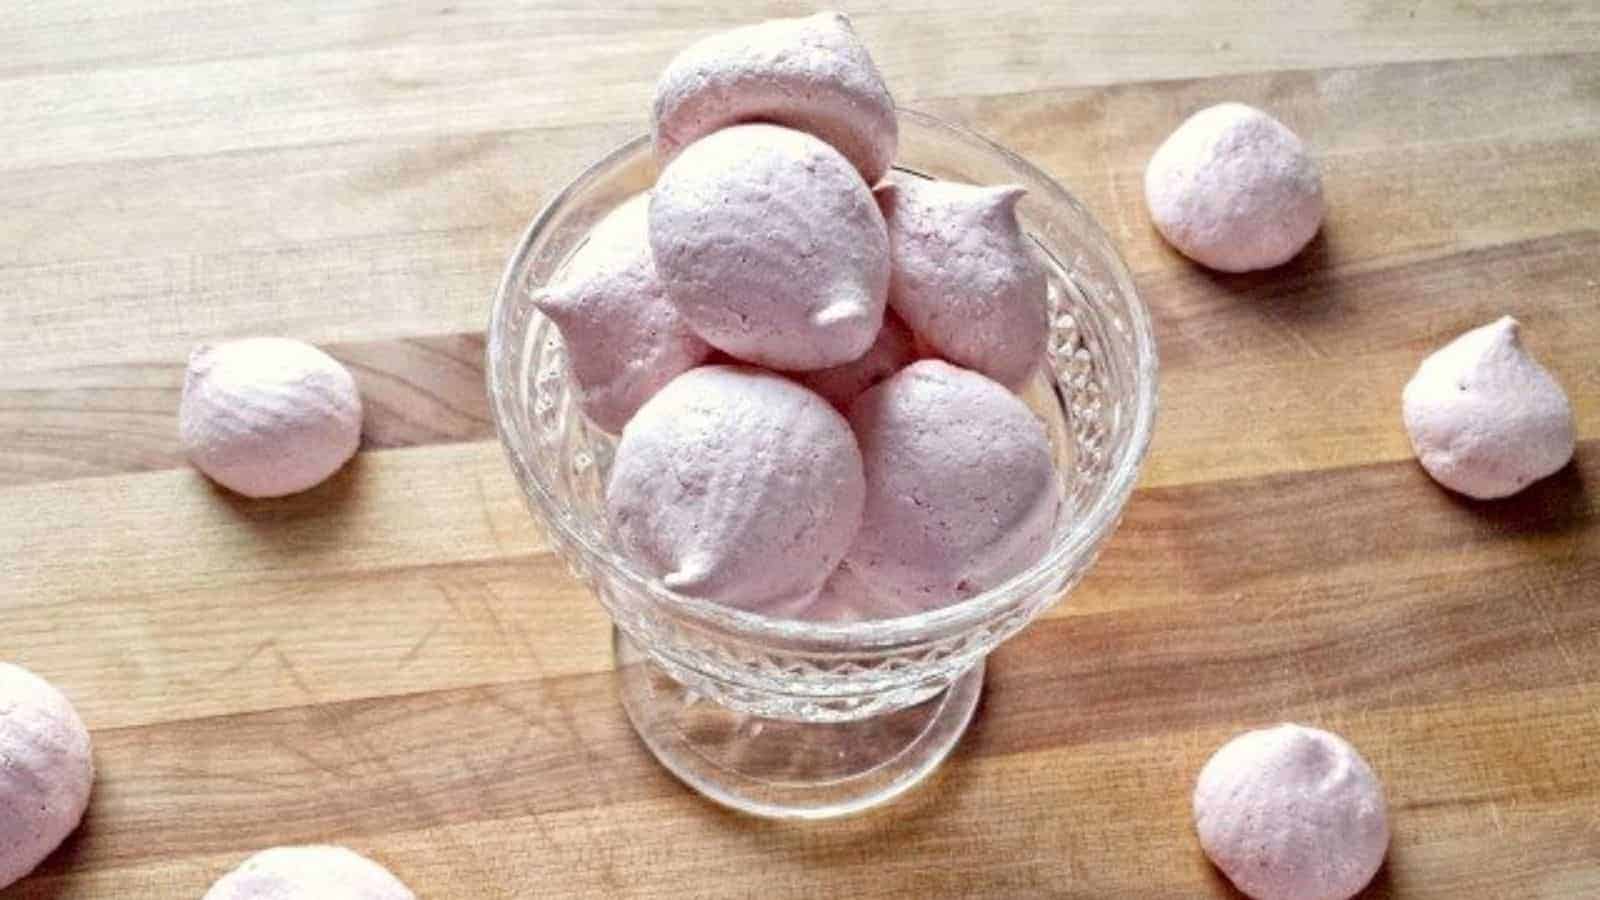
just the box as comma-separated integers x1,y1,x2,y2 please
614,627,983,820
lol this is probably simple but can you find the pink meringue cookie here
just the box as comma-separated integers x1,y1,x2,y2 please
844,360,1061,610
649,123,889,370
1194,724,1389,900
793,310,920,411
799,562,923,623
606,365,866,613
652,11,898,185
0,663,93,890
1402,316,1576,499
202,845,414,900
532,193,711,433
876,178,1049,388
1144,103,1325,273
179,337,363,498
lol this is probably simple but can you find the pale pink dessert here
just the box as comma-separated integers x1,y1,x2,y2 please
1194,724,1389,900
606,365,866,613
652,11,898,185
876,178,1049,388
844,360,1061,610
1144,103,1325,273
0,663,93,890
180,338,363,498
532,193,711,433
793,311,920,410
649,123,889,370
800,562,923,623
1402,316,1576,499
203,845,414,899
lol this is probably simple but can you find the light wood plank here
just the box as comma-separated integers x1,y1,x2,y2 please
0,442,541,609
4,445,1591,741
7,53,1597,379
10,686,1597,898
8,2,1599,172
0,333,491,487
1,555,610,732
3,54,1597,495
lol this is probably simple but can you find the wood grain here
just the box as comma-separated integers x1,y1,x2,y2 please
0,333,491,486
2,2,1599,897
7,50,1599,485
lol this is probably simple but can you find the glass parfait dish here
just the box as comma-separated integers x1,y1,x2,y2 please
487,110,1157,819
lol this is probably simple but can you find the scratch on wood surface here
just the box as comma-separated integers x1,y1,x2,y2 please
1293,653,1329,723
269,642,319,702
478,687,551,738
474,577,605,800
475,687,567,860
1526,591,1583,685
431,574,468,621
478,576,544,673
472,582,513,645
399,618,445,664
475,573,621,862
476,576,606,786
1262,306,1332,361
163,764,288,793
333,705,498,886
271,732,353,783
1524,585,1600,744
476,580,621,864
217,638,273,679
473,471,510,557
1091,91,1134,244
1256,597,1294,626
436,575,512,645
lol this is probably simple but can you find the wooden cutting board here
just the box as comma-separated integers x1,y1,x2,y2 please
3,3,1597,897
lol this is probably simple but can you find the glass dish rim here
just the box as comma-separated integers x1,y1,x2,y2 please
487,107,1159,651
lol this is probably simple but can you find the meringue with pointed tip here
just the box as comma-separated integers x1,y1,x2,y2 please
876,178,1049,388
606,365,866,613
652,11,898,185
532,193,711,433
1194,723,1389,900
0,662,94,891
180,337,363,498
1144,102,1325,273
202,845,414,900
650,123,889,370
1402,316,1575,499
794,310,920,411
845,360,1061,610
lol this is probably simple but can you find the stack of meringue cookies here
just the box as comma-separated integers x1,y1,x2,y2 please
0,12,1580,900
557,13,1059,624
